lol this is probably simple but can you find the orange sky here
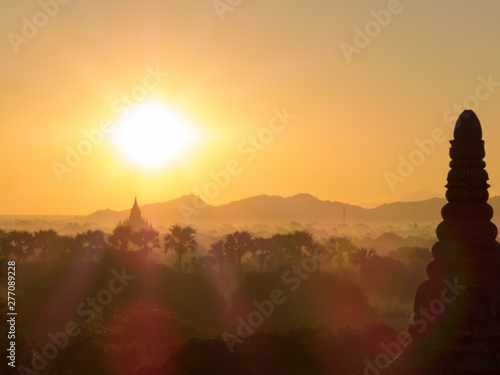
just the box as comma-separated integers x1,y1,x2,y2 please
2,1,500,215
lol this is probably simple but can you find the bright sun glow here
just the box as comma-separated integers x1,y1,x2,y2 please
112,100,200,170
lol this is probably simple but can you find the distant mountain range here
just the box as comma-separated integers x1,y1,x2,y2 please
86,193,500,225
392,190,443,203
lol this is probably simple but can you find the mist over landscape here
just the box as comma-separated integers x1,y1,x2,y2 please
0,193,449,253
0,193,436,374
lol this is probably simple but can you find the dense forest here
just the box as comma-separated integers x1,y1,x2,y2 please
0,225,432,374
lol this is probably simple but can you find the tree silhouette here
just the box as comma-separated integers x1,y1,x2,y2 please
74,230,108,261
358,253,408,296
164,225,197,271
109,225,133,252
5,230,34,262
34,229,58,259
0,230,8,265
410,247,432,265
349,247,376,266
292,230,315,254
326,236,355,269
253,236,274,270
269,231,312,266
208,240,225,278
0,230,7,271
223,231,254,278
266,233,289,267
132,228,160,258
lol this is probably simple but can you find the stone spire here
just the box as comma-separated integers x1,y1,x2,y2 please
428,110,498,281
130,196,141,219
120,197,152,232
392,110,500,374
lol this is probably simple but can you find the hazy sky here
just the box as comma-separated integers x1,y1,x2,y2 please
2,0,500,215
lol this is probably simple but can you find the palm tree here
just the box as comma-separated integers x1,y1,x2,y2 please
223,232,238,274
109,225,133,252
86,229,108,261
33,229,64,261
325,236,356,269
52,234,74,263
6,230,34,262
74,230,108,261
224,231,254,278
164,225,197,271
271,232,305,264
132,228,160,258
208,240,225,277
268,233,290,266
291,230,315,256
253,236,274,270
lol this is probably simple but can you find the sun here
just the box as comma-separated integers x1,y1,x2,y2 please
111,100,200,170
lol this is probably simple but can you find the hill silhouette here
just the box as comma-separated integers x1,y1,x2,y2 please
84,194,500,225
86,193,465,224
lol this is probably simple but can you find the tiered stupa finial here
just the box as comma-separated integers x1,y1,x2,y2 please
393,110,500,374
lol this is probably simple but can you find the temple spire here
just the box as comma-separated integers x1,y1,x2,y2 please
392,110,500,374
453,110,482,140
120,196,151,232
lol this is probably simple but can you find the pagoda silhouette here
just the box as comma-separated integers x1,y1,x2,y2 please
392,110,500,374
119,197,153,232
